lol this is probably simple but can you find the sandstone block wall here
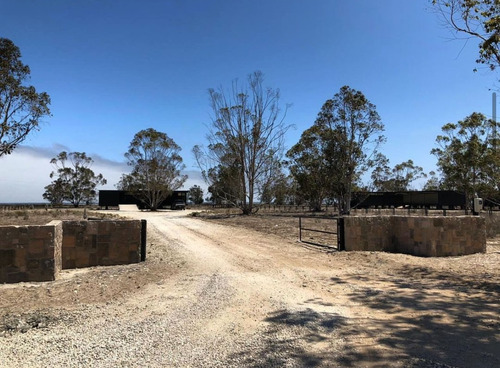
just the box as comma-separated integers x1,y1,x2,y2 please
62,220,142,269
343,217,394,252
0,221,62,283
344,216,485,256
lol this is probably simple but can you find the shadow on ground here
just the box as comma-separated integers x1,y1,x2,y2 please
228,264,500,368
335,264,500,368
227,306,347,367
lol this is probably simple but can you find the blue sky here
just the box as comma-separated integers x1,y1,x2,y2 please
0,0,496,203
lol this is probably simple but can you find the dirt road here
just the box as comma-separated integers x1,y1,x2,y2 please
1,210,499,367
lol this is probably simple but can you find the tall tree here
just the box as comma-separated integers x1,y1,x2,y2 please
286,125,335,211
195,71,290,214
391,160,427,191
370,153,393,191
432,0,500,72
259,164,292,205
371,156,427,191
42,178,66,206
43,151,106,207
0,38,51,156
118,128,187,211
211,168,243,206
189,185,204,205
423,171,442,190
311,86,385,214
431,112,500,208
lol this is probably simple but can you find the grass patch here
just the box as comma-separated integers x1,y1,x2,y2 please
0,209,120,226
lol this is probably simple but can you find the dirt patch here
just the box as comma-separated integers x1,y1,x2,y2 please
193,209,500,366
192,212,311,243
0,215,183,314
1,209,499,367
196,210,500,251
0,208,121,226
0,310,61,336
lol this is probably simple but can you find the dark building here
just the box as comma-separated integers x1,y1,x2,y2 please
99,190,188,210
350,191,466,210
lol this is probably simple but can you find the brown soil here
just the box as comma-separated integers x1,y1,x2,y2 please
0,208,120,226
0,211,177,312
1,209,499,367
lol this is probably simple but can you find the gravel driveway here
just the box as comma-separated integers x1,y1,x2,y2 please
1,210,499,367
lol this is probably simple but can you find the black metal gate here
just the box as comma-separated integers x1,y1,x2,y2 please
299,216,345,251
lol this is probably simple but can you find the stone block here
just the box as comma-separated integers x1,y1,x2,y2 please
15,248,26,268
343,215,485,257
6,271,28,283
88,253,98,267
0,221,61,283
2,220,142,282
27,259,40,270
0,249,15,267
63,235,76,247
29,238,45,254
97,244,109,258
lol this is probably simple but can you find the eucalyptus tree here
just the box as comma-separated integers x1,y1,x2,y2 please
194,71,290,214
431,112,499,208
43,151,106,207
423,171,442,191
371,155,427,191
0,38,51,156
432,0,500,73
204,161,243,206
42,178,66,206
259,167,291,205
118,128,187,211
286,125,335,211
188,185,204,205
289,86,385,214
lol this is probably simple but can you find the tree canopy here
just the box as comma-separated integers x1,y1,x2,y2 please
370,155,427,191
194,71,290,214
43,151,106,207
431,112,499,208
288,86,385,214
286,124,336,211
259,165,291,205
432,0,500,72
423,171,442,190
188,185,204,205
118,128,187,211
0,38,51,156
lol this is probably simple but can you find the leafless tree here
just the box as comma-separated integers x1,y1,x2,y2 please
194,71,291,214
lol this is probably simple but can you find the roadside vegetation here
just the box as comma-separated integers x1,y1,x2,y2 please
0,208,119,226
2,20,500,214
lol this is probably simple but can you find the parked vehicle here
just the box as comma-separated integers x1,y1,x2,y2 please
171,200,186,210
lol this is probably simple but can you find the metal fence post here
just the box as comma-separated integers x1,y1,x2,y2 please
141,219,147,262
337,217,345,251
299,217,302,242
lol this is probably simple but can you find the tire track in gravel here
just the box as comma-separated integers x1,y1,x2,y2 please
3,210,499,367
118,211,354,367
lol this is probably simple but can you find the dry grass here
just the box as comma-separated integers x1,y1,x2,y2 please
194,208,500,253
1,208,499,367
0,208,120,226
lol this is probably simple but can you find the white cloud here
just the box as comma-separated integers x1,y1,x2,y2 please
0,146,54,203
180,170,208,193
0,146,207,204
